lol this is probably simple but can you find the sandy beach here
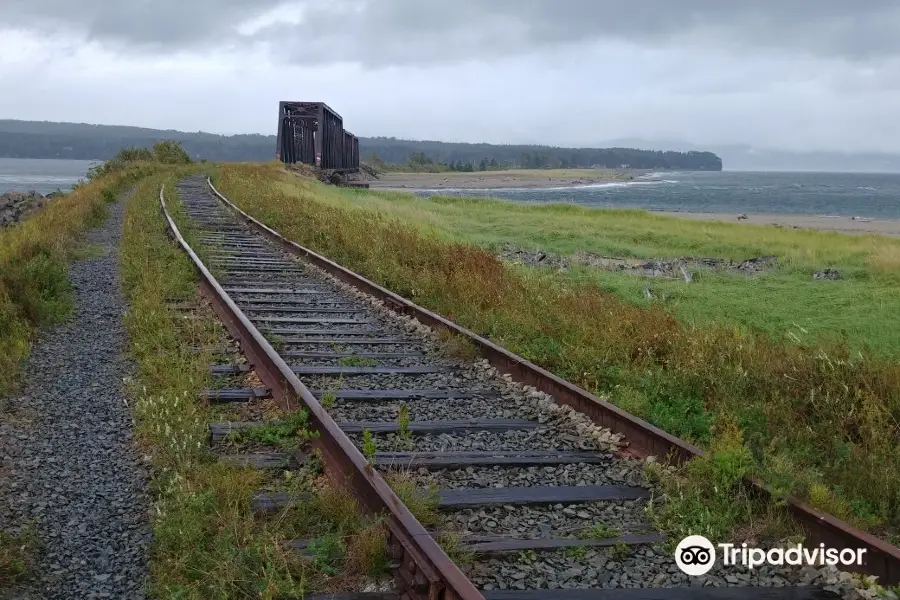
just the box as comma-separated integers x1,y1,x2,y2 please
656,211,900,237
370,168,626,190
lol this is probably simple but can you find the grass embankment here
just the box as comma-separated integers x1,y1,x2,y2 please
213,163,900,544
121,168,387,598
0,163,160,397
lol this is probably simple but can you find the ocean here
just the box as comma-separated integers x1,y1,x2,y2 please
414,170,900,220
2,158,899,219
0,158,99,195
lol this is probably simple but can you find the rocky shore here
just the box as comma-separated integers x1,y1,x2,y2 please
498,243,779,279
0,190,63,227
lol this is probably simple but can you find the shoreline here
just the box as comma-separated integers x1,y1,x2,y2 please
370,171,900,237
653,210,900,237
369,169,630,190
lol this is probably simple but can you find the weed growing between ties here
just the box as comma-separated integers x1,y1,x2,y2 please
338,356,377,368
384,471,441,527
229,410,317,451
396,403,412,449
121,171,389,597
436,531,474,566
214,163,900,541
320,389,338,409
361,429,377,463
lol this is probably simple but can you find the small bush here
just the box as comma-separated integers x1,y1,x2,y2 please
152,140,193,165
308,534,345,575
1,244,72,327
647,422,760,543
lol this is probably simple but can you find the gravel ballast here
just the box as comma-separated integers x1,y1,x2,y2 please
0,196,151,599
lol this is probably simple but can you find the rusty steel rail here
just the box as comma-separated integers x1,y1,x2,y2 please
159,185,483,600
205,177,900,586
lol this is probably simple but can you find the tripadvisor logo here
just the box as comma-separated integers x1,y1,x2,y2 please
674,535,867,576
675,535,717,576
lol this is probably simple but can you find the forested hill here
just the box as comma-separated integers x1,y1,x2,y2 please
361,137,721,170
0,120,723,170
0,120,273,162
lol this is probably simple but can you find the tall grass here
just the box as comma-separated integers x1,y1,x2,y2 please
214,163,900,538
0,159,166,396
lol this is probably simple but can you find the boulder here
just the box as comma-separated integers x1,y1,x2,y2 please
813,269,841,280
736,255,778,273
0,190,51,228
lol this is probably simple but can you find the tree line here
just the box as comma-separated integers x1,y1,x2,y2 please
0,120,722,170
363,137,722,171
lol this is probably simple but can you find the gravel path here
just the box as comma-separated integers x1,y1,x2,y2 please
0,196,151,599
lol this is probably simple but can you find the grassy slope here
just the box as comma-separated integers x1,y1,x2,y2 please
213,163,899,539
0,162,181,394
0,161,176,397
0,166,149,396
287,181,900,358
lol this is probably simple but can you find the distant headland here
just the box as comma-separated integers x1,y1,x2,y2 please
0,119,723,171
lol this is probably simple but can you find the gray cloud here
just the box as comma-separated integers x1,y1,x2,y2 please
283,0,900,64
3,0,900,64
0,0,281,49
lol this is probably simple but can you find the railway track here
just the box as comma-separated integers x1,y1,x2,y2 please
159,174,897,599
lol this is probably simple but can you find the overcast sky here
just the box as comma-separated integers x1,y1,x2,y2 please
1,0,899,152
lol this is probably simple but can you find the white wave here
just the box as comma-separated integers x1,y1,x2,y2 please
573,179,677,189
402,179,679,194
0,175,80,183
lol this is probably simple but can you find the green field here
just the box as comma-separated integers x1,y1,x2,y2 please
286,182,900,358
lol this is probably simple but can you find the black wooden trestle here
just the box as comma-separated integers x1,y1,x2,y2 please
275,101,360,170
